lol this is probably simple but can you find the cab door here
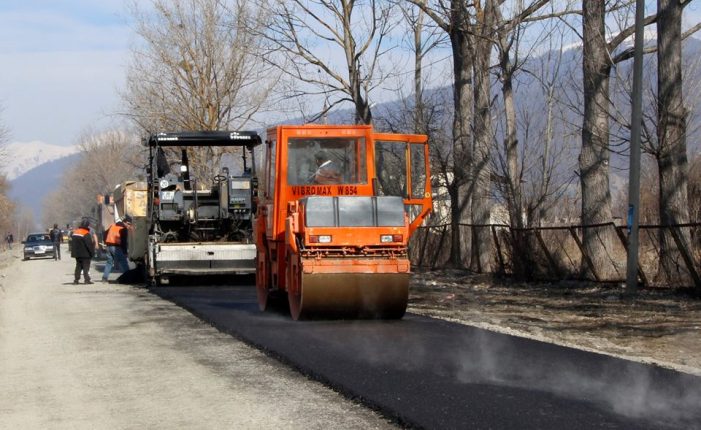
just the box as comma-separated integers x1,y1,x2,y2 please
372,133,432,235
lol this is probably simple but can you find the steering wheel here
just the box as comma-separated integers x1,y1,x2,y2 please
213,174,227,183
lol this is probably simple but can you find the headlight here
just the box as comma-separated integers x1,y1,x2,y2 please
24,247,32,252
309,235,332,244
380,234,403,243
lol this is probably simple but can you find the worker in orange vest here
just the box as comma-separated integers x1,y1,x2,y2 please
101,215,131,282
70,218,95,284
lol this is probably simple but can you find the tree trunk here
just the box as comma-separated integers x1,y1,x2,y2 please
500,46,522,229
494,4,521,231
414,9,425,135
580,1,615,280
448,19,473,269
340,1,372,125
449,185,462,267
469,1,495,273
349,63,373,125
656,0,690,282
538,85,555,226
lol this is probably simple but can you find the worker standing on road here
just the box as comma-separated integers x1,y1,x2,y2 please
49,223,62,260
71,218,95,284
101,215,131,282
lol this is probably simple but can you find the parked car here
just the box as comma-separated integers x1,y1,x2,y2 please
23,233,56,260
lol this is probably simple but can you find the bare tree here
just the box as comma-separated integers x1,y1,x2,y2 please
43,129,142,228
579,0,618,279
397,2,447,134
409,0,560,271
121,0,276,179
259,0,398,125
462,0,499,272
689,153,701,226
405,1,477,268
493,21,577,215
605,3,701,283
0,103,9,170
0,175,16,239
372,1,454,244
518,112,578,228
493,6,522,230
654,0,697,281
489,22,578,278
529,26,571,227
370,1,448,133
576,1,669,280
492,1,569,230
13,206,35,241
0,104,15,238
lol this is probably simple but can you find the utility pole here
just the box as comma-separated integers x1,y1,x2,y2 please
626,0,645,293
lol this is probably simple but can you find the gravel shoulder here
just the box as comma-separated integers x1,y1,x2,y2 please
0,247,395,430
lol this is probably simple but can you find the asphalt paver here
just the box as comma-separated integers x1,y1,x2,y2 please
154,284,701,430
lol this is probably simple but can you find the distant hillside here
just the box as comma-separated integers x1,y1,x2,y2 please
9,153,81,223
3,141,79,180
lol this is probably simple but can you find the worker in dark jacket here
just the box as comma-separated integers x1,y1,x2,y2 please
71,218,95,284
101,215,131,282
49,223,62,260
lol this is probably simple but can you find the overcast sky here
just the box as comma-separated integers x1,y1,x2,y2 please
0,1,699,149
0,0,131,147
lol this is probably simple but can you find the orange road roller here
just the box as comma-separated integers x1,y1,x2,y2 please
254,124,432,319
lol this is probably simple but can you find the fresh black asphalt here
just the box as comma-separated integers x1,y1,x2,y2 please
152,283,701,430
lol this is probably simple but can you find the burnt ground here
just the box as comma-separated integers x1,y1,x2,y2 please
408,270,701,375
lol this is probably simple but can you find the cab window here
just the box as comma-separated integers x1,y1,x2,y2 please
374,140,407,197
287,137,367,185
410,143,426,198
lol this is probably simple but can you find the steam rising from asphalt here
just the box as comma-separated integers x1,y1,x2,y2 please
304,320,700,428
453,330,701,428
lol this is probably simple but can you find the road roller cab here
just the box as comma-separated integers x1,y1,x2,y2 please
255,124,431,319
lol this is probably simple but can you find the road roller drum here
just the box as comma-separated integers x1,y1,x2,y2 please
290,272,409,320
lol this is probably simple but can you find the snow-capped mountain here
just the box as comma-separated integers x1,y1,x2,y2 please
2,140,79,180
